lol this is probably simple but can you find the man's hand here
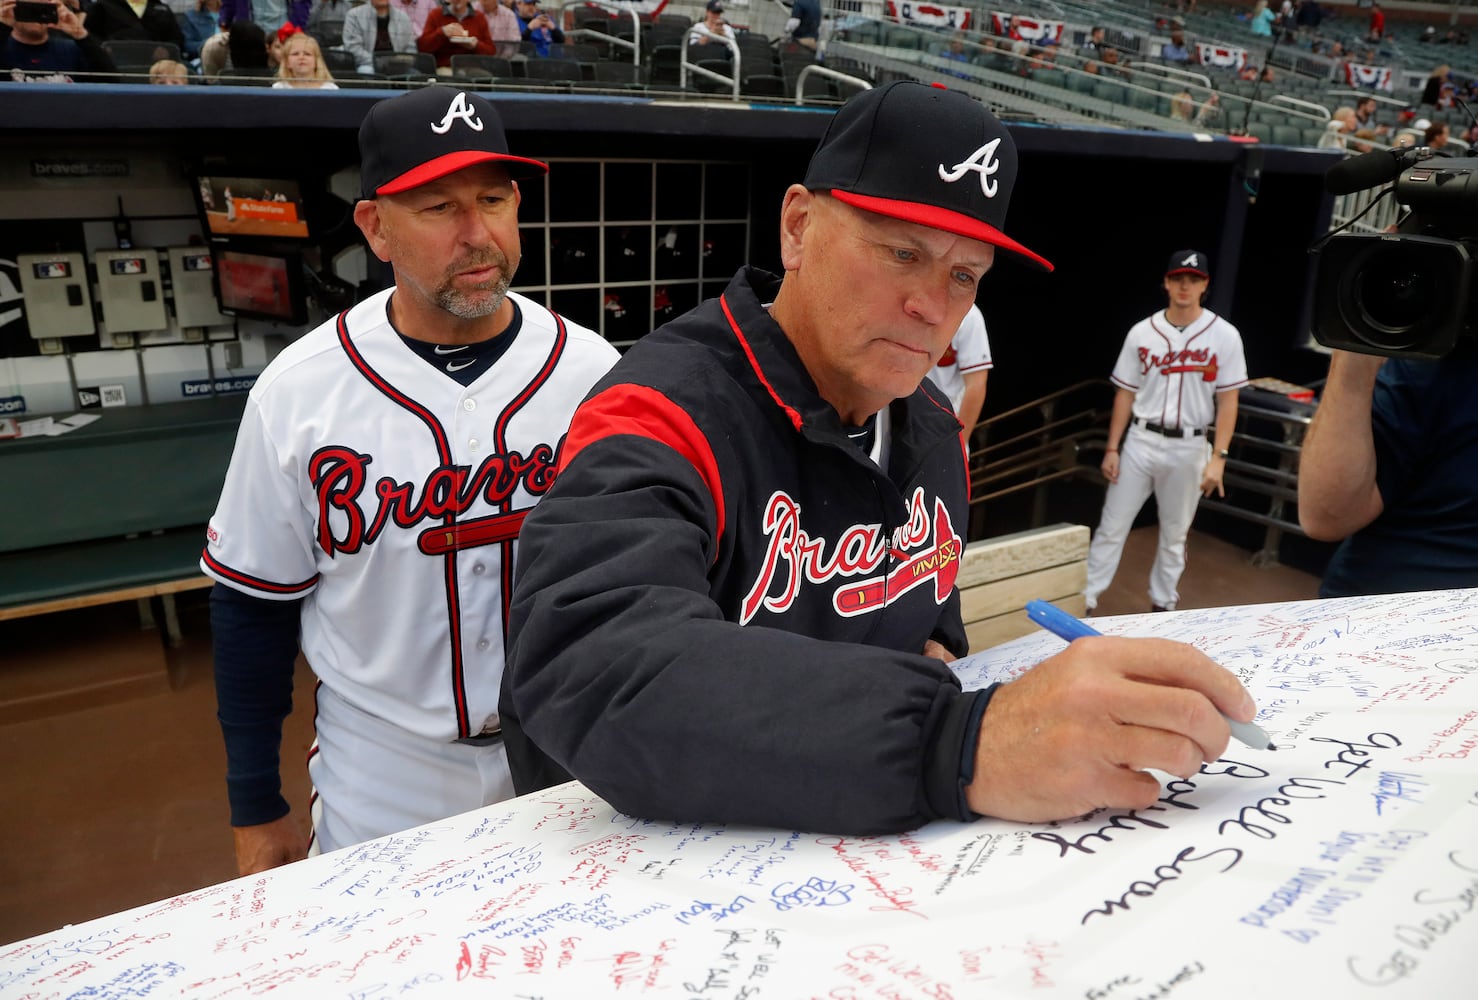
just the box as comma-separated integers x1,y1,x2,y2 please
55,0,86,39
922,639,952,662
232,814,310,875
442,21,468,37
1200,455,1226,497
965,636,1256,822
1100,450,1120,483
0,0,17,30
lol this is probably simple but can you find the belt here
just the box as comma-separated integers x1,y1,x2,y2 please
1133,417,1205,438
453,728,503,746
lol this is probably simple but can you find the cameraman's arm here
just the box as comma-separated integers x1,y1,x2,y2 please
1297,350,1386,540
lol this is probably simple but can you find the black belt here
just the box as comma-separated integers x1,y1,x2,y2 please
454,728,503,746
1133,417,1205,438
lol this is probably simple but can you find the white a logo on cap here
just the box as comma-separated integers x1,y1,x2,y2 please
938,139,1002,198
1182,253,1200,268
431,92,484,135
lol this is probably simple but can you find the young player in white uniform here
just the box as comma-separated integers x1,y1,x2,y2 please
1084,250,1248,612
201,87,619,874
925,302,992,453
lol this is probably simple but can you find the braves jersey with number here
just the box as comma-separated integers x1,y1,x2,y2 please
202,287,618,742
1110,309,1248,429
926,303,993,415
502,266,981,835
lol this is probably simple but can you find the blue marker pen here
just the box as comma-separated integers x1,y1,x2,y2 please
1024,599,1275,751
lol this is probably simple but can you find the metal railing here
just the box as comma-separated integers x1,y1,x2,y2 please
966,380,1318,564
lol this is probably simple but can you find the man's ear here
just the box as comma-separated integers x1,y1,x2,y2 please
354,199,393,264
777,184,815,273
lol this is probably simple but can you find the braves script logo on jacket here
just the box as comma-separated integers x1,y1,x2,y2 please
741,486,961,624
1138,346,1220,383
309,443,556,555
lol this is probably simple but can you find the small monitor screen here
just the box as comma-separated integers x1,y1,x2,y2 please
196,175,310,241
216,249,306,324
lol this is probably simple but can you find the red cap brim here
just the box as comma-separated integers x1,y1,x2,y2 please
376,150,549,196
831,189,1054,272
1165,268,1209,278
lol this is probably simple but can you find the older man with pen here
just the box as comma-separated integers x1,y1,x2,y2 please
501,82,1261,835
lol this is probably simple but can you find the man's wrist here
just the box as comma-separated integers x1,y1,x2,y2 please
1105,447,1118,454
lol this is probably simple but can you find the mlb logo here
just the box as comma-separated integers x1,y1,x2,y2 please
33,261,69,279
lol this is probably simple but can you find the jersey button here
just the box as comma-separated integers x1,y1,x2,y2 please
477,638,490,651
468,438,480,451
472,562,486,575
462,399,476,412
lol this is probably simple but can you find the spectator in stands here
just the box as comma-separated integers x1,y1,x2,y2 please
181,0,221,64
391,0,438,36
1366,1,1383,43
688,0,732,51
1353,95,1382,131
1170,89,1220,126
1100,45,1130,78
1295,0,1322,32
478,0,520,52
421,0,494,67
148,56,188,81
1423,120,1452,153
1238,62,1259,81
273,27,334,86
1259,65,1276,84
2,0,119,80
940,30,971,77
1421,64,1451,105
219,0,307,38
1081,25,1105,55
84,0,184,50
1298,348,1478,599
343,0,413,75
1419,26,1436,44
1250,1,1274,38
305,0,350,46
1436,80,1457,110
786,0,820,54
511,0,561,58
1161,29,1192,63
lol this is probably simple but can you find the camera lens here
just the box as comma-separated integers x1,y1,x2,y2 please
1353,247,1435,348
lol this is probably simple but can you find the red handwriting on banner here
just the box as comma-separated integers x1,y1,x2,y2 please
607,938,678,991
814,837,928,918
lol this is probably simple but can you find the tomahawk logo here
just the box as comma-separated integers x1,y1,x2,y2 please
431,92,484,135
740,487,961,624
1180,253,1201,270
938,138,1002,198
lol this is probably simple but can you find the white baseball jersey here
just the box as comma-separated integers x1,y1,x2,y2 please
926,304,993,414
201,288,618,742
1109,308,1248,429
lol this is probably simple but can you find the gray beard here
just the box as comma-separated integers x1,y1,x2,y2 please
437,270,513,319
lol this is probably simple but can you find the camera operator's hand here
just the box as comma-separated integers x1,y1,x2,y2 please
0,0,16,29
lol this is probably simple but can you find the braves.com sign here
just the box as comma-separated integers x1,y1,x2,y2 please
885,1,971,30
1196,43,1247,70
1344,62,1394,92
990,12,1064,44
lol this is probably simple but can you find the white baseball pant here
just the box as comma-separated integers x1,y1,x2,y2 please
1084,425,1210,611
307,682,515,856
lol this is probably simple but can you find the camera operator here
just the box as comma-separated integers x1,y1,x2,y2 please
1297,346,1478,597
1,0,118,81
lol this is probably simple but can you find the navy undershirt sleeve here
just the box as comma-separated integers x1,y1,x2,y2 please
210,583,304,827
923,684,998,821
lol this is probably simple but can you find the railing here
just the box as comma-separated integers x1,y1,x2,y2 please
966,379,1318,564
565,0,643,65
794,63,872,104
680,27,741,99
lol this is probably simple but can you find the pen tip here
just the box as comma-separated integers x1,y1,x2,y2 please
1265,743,1277,751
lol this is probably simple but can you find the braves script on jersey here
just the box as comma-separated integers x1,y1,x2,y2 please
201,288,617,741
1110,309,1248,429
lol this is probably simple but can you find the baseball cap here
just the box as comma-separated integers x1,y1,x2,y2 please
1165,249,1210,279
358,87,548,200
705,0,724,12
802,81,1053,271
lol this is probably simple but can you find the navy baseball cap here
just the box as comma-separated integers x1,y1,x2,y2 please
358,87,548,200
1165,249,1210,279
802,81,1053,271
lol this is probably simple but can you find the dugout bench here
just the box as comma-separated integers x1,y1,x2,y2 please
0,396,244,650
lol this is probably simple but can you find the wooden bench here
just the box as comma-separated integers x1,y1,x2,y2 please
0,396,245,648
956,522,1090,654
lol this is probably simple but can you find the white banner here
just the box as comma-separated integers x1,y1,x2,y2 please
1196,43,1248,70
990,11,1064,45
1344,61,1394,92
885,1,972,30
